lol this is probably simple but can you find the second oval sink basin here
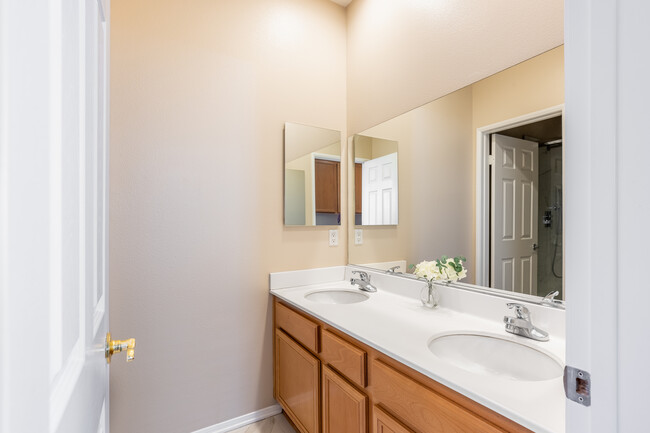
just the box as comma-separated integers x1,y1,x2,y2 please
305,289,369,305
428,333,563,382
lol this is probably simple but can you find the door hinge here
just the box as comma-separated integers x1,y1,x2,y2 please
564,366,591,406
488,155,495,165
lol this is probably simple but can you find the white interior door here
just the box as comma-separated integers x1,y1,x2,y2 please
491,134,539,295
0,1,112,432
361,152,398,225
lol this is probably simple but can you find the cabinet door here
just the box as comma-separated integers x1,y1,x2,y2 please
322,365,367,433
315,159,340,213
276,330,320,433
372,406,414,433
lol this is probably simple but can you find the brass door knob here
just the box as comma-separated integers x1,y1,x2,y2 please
105,332,136,364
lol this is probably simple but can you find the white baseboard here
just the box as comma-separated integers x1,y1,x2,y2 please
191,404,282,433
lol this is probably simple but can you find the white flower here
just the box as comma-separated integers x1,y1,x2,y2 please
413,260,437,281
412,256,467,283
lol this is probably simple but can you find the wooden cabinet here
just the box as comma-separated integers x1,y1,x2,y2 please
315,159,340,214
275,329,320,433
372,359,503,433
322,365,367,433
372,406,414,433
273,298,530,433
321,329,367,388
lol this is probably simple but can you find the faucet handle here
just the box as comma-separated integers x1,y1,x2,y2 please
542,290,560,305
352,270,370,281
386,266,400,274
506,303,530,319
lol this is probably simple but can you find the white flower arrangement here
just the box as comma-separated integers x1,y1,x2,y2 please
411,256,467,283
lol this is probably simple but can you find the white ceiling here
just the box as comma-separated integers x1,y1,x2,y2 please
329,0,352,7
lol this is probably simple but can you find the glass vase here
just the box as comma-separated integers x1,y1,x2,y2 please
419,280,440,308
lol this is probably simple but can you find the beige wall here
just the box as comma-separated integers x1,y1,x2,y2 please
285,122,341,162
348,87,475,277
354,135,372,160
472,46,565,130
353,135,397,160
348,47,564,279
346,0,564,134
109,1,346,432
318,141,342,158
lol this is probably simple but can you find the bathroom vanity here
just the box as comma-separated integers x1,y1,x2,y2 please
270,266,565,433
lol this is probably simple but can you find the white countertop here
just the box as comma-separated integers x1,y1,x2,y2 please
270,266,565,433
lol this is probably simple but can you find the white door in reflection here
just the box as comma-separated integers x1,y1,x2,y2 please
362,152,399,225
491,134,539,295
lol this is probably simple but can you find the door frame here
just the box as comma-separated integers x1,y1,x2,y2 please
475,105,565,287
564,0,621,431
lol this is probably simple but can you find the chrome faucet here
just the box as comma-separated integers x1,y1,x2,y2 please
386,266,401,274
503,303,549,342
542,290,560,306
350,270,377,292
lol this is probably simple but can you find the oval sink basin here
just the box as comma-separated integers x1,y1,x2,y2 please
428,333,562,381
305,289,369,305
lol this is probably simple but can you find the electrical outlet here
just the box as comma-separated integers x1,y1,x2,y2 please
355,229,363,245
328,229,338,246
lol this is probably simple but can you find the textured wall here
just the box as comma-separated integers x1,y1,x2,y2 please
109,1,346,432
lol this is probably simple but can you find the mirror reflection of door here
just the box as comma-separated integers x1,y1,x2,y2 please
353,135,399,226
362,153,398,225
489,116,563,299
491,134,539,295
314,158,340,225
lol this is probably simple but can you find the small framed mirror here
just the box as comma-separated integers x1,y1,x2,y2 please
284,122,342,226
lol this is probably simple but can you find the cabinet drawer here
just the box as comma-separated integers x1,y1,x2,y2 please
321,329,366,387
275,301,320,353
372,359,504,433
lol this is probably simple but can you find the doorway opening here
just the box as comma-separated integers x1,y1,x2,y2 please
475,106,564,301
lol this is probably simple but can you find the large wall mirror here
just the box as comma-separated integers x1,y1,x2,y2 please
285,122,342,226
348,46,565,302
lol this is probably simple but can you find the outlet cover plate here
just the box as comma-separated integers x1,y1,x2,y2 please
329,229,338,246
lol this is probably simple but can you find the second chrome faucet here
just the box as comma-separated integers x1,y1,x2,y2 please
504,303,549,342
